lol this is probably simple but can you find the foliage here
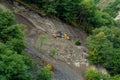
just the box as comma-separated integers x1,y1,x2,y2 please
103,0,120,17
94,0,101,4
6,38,25,53
115,20,120,28
20,0,115,33
38,34,48,50
36,66,53,80
0,7,53,80
75,39,81,45
0,43,32,80
50,48,57,57
1,24,23,40
85,67,110,80
0,8,14,27
103,49,120,75
87,26,120,75
110,75,120,80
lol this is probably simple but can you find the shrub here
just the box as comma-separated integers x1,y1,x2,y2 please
36,66,53,80
75,39,81,45
85,67,110,80
110,75,120,80
50,48,57,57
87,26,120,75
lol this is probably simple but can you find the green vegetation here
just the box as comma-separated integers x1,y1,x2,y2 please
0,7,52,80
85,67,120,80
115,20,120,28
86,0,120,78
103,0,120,17
50,48,57,57
87,26,120,75
75,39,81,45
97,0,115,10
85,67,110,80
4,0,120,79
38,34,48,50
94,0,101,4
0,43,32,80
0,7,31,80
111,75,120,80
37,66,53,80
18,0,115,33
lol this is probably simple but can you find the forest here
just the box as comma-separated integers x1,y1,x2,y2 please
0,7,52,80
103,0,120,17
1,0,120,80
21,0,115,33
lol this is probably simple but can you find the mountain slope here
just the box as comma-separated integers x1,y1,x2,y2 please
97,0,115,9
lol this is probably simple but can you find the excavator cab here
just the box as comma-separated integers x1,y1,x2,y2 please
56,31,63,37
52,31,70,40
52,31,63,38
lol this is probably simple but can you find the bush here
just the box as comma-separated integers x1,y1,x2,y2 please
50,48,57,57
20,0,115,33
87,26,120,75
110,75,120,80
85,67,110,80
37,66,53,80
0,7,53,80
115,20,120,28
94,0,100,4
75,39,81,45
103,0,120,17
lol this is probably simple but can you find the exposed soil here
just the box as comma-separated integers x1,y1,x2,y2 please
0,1,89,80
13,1,88,67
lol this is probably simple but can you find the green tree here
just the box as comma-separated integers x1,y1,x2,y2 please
0,43,32,80
37,66,53,80
20,0,115,33
0,8,14,27
103,0,120,17
6,38,25,53
87,28,113,64
0,24,24,42
38,34,48,50
0,7,53,80
87,26,120,75
111,75,120,80
85,67,110,80
94,0,100,4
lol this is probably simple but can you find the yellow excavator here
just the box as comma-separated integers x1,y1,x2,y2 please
52,31,70,40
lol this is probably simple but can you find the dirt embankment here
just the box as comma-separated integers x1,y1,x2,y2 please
13,1,88,67
0,1,88,80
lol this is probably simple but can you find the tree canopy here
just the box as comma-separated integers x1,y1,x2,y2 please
103,0,120,17
20,0,115,33
0,7,52,80
87,26,120,75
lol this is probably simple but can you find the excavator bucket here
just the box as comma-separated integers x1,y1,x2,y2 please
52,34,57,38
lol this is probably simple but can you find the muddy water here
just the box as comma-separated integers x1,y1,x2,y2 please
0,1,86,80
